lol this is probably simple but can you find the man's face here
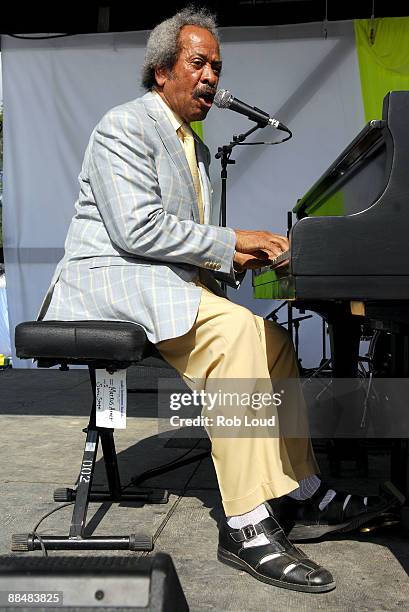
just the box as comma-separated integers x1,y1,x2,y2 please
155,25,221,123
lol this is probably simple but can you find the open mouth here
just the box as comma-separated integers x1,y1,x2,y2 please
196,91,215,108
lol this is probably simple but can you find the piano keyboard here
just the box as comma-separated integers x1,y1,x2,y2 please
254,249,290,275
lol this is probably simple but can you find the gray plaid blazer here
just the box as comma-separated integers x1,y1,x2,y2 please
39,92,238,343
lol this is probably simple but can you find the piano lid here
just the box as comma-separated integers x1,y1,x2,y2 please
294,120,387,219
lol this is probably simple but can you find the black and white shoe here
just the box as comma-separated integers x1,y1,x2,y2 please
276,480,405,542
217,511,336,593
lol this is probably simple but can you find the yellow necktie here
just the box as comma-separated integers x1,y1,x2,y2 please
178,124,204,224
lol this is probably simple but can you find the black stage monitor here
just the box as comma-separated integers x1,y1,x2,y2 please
0,553,189,611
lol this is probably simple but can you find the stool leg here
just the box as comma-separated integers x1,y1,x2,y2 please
11,372,154,552
100,429,122,499
69,428,99,538
87,365,124,499
87,365,122,500
79,368,168,505
67,368,100,537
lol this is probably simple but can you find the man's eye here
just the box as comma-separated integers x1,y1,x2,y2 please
192,59,204,67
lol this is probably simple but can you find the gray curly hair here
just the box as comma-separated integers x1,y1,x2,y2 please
141,6,219,90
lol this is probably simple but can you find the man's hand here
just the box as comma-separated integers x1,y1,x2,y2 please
233,230,289,271
233,252,270,271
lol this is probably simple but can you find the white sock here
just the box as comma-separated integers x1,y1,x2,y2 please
287,475,338,511
319,489,337,511
227,504,270,548
287,474,321,501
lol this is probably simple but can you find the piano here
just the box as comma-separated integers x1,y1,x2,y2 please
253,91,409,496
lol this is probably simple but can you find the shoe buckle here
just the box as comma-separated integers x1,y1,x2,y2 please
242,523,257,541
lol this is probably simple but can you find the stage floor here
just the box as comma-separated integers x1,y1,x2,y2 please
0,365,408,610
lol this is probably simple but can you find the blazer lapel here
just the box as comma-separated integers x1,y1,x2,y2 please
142,92,200,222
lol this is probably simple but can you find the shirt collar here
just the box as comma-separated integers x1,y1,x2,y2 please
153,90,192,135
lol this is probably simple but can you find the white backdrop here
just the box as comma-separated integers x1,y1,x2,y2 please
1,21,364,367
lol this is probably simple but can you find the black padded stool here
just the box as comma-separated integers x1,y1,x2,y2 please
12,320,209,553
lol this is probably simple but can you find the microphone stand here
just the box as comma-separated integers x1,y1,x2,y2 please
215,123,265,291
266,300,287,322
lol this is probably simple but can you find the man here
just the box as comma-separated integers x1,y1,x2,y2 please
40,7,396,593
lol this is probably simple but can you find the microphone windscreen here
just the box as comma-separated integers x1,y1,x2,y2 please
213,89,232,109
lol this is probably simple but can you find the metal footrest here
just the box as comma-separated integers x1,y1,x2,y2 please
54,487,76,502
11,533,153,552
53,487,169,504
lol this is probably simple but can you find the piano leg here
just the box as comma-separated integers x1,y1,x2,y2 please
389,333,409,498
326,315,367,477
327,320,409,499
327,315,361,377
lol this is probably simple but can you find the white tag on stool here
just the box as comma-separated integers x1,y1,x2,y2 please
95,369,127,429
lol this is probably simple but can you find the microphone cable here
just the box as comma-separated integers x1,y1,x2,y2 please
233,128,293,146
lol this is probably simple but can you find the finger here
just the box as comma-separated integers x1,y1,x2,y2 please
268,236,289,251
246,258,274,269
273,258,290,269
252,249,271,260
257,239,287,255
264,247,284,260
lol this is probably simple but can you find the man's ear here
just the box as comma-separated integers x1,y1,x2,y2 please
154,66,168,88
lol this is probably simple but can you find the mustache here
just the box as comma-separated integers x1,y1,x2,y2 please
192,85,217,101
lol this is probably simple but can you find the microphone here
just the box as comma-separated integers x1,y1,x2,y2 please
213,89,290,133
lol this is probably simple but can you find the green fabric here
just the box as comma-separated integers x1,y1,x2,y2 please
355,17,409,121
308,189,345,217
252,269,295,300
190,121,204,139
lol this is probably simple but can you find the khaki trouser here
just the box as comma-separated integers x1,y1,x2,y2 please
156,282,318,516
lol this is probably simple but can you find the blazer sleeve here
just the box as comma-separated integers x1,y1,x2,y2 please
88,108,236,274
214,265,247,289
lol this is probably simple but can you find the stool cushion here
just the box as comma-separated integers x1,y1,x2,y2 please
15,321,155,364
